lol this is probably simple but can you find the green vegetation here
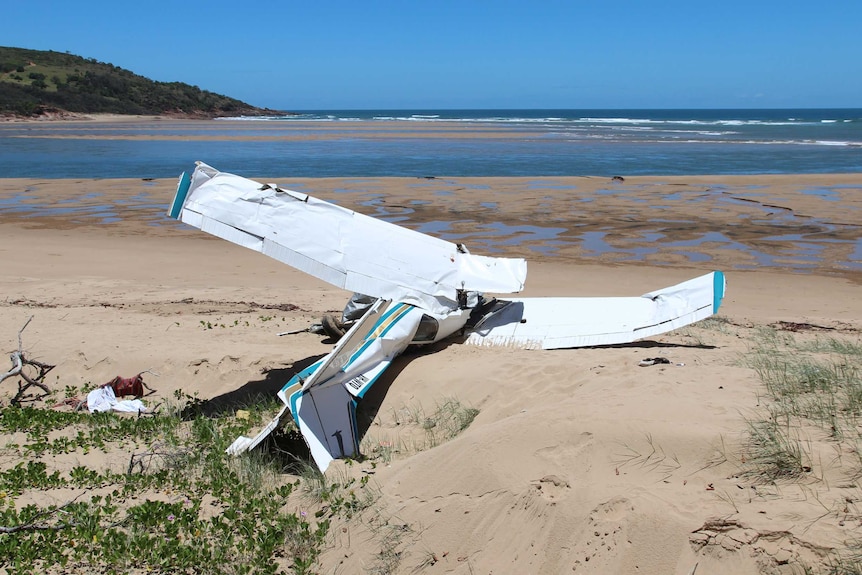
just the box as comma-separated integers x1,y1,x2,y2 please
0,389,479,573
0,46,272,118
0,392,328,574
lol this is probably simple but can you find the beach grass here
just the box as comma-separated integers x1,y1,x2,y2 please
737,326,862,572
361,397,480,462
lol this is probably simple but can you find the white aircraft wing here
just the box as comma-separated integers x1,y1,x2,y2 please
465,271,725,349
169,162,527,315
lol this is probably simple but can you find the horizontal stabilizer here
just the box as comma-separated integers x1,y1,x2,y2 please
226,405,290,455
465,271,725,349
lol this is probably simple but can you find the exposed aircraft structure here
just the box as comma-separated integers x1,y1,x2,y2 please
169,162,726,471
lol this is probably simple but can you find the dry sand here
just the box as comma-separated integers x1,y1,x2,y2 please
1,171,861,574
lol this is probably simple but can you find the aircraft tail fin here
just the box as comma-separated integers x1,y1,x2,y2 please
291,384,359,472
226,385,360,473
228,299,424,471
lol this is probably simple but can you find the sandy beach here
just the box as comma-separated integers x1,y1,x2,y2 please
2,169,862,573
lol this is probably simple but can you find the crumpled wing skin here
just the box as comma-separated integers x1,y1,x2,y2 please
170,163,527,315
465,271,725,349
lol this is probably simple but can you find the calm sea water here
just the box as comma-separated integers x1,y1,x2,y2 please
1,109,860,178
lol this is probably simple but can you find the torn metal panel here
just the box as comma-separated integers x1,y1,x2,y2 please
226,404,290,455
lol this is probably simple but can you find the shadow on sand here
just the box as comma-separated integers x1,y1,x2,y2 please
177,335,710,469
180,354,327,419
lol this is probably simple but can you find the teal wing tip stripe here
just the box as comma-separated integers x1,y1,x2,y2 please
168,171,192,220
713,270,726,314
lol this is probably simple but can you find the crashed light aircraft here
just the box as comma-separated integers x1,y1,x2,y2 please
168,162,726,471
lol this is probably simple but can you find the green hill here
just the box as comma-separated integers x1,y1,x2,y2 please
0,47,275,118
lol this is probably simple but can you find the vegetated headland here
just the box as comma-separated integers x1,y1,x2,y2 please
0,46,278,119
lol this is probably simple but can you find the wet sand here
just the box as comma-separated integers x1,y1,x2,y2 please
2,173,860,277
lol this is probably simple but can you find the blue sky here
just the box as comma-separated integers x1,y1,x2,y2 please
4,1,860,110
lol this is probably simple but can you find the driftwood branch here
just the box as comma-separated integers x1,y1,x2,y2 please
0,495,83,535
1,316,55,404
128,442,192,475
138,369,159,396
0,351,22,385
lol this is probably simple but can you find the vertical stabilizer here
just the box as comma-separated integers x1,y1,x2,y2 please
293,384,358,472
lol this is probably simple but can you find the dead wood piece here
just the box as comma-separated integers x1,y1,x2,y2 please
1,316,55,404
128,443,192,475
775,321,836,332
0,496,83,535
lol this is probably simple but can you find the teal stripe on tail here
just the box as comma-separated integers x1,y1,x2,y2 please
168,171,192,219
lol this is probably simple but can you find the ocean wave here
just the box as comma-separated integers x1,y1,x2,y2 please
515,116,846,127
216,114,342,121
558,136,861,147
576,117,816,127
220,113,857,129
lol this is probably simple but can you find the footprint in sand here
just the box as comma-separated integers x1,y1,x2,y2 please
590,496,633,522
572,497,632,571
534,431,594,467
532,474,571,502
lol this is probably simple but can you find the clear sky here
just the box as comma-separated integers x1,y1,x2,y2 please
4,0,860,110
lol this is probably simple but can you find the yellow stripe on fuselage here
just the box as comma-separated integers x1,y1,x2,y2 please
367,302,413,341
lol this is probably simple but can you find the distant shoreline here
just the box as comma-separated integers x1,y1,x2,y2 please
0,112,250,123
